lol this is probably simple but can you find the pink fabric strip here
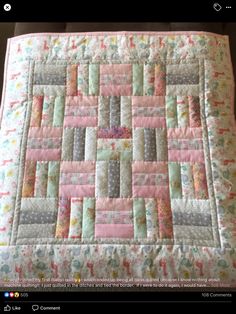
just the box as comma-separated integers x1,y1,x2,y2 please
63,116,97,127
133,117,166,127
132,96,165,107
154,64,166,96
100,85,132,96
59,185,95,197
28,127,62,138
100,64,132,74
167,127,202,139
133,186,169,198
132,162,167,173
168,150,204,162
30,96,43,127
95,224,133,238
55,198,70,238
61,161,95,173
26,149,61,161
192,163,209,199
189,96,201,128
96,198,133,211
66,96,98,106
157,199,173,239
66,65,77,96
22,161,36,197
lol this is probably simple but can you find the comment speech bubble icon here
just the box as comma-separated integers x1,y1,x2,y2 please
32,304,39,311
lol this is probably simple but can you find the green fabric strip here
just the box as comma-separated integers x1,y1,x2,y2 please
133,198,147,239
168,162,182,198
41,96,54,127
132,64,143,96
82,198,95,239
47,161,60,197
34,162,48,197
166,96,178,128
89,64,99,96
53,96,65,126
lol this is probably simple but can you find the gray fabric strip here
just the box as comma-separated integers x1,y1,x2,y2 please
156,128,167,161
108,160,120,198
167,74,199,85
144,128,156,161
20,198,58,212
73,128,86,161
109,96,120,127
34,74,66,85
34,65,66,85
17,224,55,239
62,128,74,161
19,210,57,224
173,212,212,227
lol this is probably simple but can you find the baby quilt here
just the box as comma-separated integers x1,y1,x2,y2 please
0,31,236,288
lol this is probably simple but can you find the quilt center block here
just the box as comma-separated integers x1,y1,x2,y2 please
10,59,218,247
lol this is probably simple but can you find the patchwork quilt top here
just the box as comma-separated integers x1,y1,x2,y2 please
0,32,236,287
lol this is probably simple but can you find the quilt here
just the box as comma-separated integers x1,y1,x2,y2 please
0,31,236,288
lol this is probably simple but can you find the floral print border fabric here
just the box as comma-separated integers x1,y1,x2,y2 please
0,32,236,287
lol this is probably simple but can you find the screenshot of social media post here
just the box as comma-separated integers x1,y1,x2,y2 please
0,0,235,308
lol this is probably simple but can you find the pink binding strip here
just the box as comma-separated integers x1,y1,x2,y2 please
10,31,230,40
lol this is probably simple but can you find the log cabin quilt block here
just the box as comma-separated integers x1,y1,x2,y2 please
0,31,236,286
